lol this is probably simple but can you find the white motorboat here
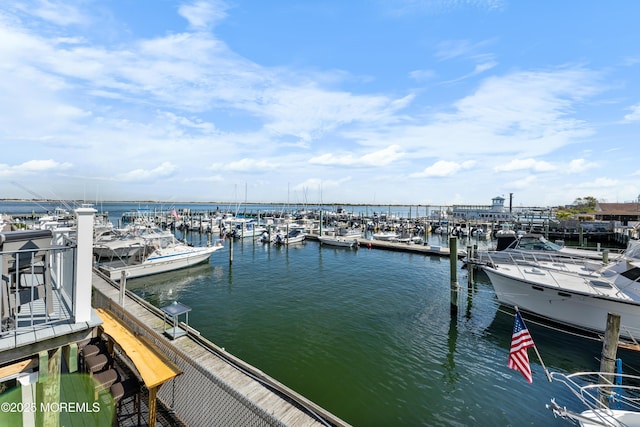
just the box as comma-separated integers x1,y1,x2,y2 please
481,240,640,340
97,234,224,280
548,371,640,427
273,228,305,245
93,222,173,259
224,218,267,239
468,234,620,267
372,231,399,241
318,235,358,248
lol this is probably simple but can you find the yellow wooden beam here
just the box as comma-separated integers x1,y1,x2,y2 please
0,358,38,379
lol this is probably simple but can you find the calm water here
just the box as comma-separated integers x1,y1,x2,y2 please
3,201,638,426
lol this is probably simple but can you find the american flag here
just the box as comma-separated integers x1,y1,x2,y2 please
508,311,535,383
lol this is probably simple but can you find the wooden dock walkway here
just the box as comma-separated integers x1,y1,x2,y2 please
92,270,351,427
306,235,467,258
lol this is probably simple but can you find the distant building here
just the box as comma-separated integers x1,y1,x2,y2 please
451,196,511,221
594,202,640,225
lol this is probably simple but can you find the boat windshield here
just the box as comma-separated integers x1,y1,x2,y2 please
624,240,640,260
516,236,562,251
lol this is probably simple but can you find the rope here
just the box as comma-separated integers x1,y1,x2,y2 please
494,306,603,342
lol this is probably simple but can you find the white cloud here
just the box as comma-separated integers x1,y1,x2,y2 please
575,177,619,188
510,175,537,189
435,39,494,61
409,69,437,81
184,175,224,182
210,158,280,172
115,162,177,182
292,177,352,193
410,160,476,178
0,159,72,177
566,158,597,174
178,0,229,30
309,145,404,167
494,158,555,172
623,104,640,122
473,61,497,74
27,0,87,26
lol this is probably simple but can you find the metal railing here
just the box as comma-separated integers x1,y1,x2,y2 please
0,230,77,346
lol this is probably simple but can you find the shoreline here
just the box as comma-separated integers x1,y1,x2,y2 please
0,198,546,209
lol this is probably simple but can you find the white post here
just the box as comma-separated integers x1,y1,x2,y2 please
74,206,96,323
119,270,126,307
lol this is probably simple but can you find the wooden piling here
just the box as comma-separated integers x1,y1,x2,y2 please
598,312,620,407
450,237,459,315
466,245,474,287
579,226,584,246
229,238,234,264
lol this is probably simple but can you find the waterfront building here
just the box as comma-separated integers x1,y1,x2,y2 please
451,196,512,221
594,201,640,225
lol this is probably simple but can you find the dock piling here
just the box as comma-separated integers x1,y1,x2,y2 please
450,237,459,316
598,312,621,407
466,245,474,287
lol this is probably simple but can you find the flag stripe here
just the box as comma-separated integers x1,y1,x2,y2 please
508,311,535,383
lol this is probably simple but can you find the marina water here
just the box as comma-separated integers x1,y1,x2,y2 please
3,201,636,426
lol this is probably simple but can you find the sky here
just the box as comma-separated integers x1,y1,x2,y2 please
1,0,640,207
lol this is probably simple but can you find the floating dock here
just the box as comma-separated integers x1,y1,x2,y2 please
306,235,467,258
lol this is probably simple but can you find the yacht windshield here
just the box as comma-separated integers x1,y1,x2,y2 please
517,236,562,251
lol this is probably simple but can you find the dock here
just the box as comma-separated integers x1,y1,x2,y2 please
306,234,467,258
92,269,350,427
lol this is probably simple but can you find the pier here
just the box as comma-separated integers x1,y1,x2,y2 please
92,269,350,427
306,234,467,258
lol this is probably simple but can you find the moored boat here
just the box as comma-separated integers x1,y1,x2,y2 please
273,228,305,245
93,221,173,259
97,234,224,280
372,231,399,241
318,235,358,248
467,233,620,267
481,240,640,340
548,371,640,427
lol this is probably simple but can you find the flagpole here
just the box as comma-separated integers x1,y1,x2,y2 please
515,306,553,382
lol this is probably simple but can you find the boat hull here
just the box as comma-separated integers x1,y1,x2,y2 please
318,236,357,248
483,266,640,339
99,246,220,280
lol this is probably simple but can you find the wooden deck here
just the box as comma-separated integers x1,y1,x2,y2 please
91,270,350,427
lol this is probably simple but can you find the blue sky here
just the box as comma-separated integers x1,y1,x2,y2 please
1,0,640,207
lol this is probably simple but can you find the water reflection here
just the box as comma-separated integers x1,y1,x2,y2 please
443,315,460,385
